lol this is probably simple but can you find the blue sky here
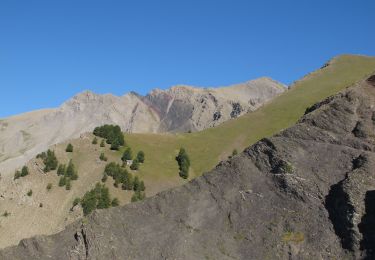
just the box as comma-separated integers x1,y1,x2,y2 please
0,0,374,118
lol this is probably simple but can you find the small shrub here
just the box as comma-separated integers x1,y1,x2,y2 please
14,170,21,180
99,152,108,161
65,143,73,153
232,149,238,156
176,148,190,179
101,174,108,183
136,151,145,163
121,148,133,161
57,164,66,176
65,178,71,190
72,197,81,207
27,190,33,196
58,176,66,187
111,198,119,207
130,159,139,170
46,183,53,191
92,137,98,144
2,211,10,217
21,166,29,177
100,139,105,147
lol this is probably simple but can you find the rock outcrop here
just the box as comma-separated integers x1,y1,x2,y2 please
0,78,285,176
1,75,375,259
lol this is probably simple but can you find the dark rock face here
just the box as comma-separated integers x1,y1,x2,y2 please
2,77,375,259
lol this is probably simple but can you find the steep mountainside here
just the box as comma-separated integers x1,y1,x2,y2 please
2,75,375,259
0,78,284,176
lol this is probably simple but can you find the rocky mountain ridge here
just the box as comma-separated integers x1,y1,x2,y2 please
1,75,375,259
0,77,285,176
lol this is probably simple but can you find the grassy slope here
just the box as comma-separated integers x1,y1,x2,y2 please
124,55,375,193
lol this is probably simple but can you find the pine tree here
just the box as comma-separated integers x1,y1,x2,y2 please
65,178,71,190
100,139,105,147
136,151,145,163
57,164,66,176
59,176,66,187
65,143,73,153
21,166,29,177
121,148,132,161
130,159,139,170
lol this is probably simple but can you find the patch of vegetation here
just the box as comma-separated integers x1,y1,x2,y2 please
282,232,304,243
99,152,108,161
65,143,73,152
136,151,145,163
2,211,10,217
100,139,105,147
27,190,33,196
14,166,29,180
104,162,135,190
92,137,98,144
79,183,116,216
37,150,58,172
280,161,294,174
121,147,133,161
176,148,190,179
72,197,81,207
46,183,53,191
111,198,119,207
131,190,146,202
57,160,78,189
93,125,125,150
130,159,139,170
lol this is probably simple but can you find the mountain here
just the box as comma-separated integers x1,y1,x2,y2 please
2,73,375,259
0,55,375,250
0,77,285,176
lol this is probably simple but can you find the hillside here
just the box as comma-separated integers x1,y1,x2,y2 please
0,54,375,250
0,77,285,177
2,71,375,259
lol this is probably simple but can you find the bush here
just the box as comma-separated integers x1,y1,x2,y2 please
176,148,190,179
232,149,238,156
121,148,133,161
136,151,145,163
92,137,98,144
14,170,21,180
42,150,58,172
65,143,73,153
46,183,53,191
100,139,105,147
27,190,33,196
130,159,139,170
66,160,78,179
131,191,146,202
2,211,10,217
72,197,81,207
99,152,108,161
101,173,108,183
111,198,119,207
57,164,66,176
21,166,29,177
58,176,66,187
65,178,71,190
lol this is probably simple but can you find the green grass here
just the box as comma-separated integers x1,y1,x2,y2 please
121,55,375,188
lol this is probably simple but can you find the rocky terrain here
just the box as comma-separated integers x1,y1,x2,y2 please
1,74,375,259
0,77,285,176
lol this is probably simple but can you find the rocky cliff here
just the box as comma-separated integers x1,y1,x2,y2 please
0,78,285,176
1,75,375,259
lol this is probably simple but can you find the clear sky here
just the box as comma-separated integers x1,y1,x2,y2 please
0,0,374,118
